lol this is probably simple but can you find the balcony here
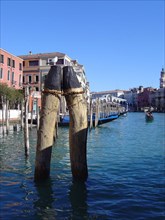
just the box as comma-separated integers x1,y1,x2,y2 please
23,66,39,72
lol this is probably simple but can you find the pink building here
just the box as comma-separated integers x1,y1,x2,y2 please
0,48,23,89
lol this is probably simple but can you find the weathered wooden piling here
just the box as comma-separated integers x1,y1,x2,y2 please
36,99,40,131
5,99,9,135
30,97,34,129
63,66,88,182
34,66,62,181
94,99,99,127
24,86,30,157
89,99,93,129
1,96,5,136
21,100,24,129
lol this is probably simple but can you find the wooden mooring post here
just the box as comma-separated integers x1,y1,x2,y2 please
24,86,30,157
94,98,99,127
5,99,9,135
30,97,34,129
36,99,40,131
34,65,88,182
21,100,24,129
1,96,5,136
63,66,88,182
34,66,62,181
89,98,93,129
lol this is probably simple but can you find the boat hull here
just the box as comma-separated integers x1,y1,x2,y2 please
28,114,119,127
59,114,119,127
145,115,154,122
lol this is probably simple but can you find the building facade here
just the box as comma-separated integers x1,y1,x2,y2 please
0,48,23,89
123,69,165,112
155,88,165,112
137,87,156,111
18,51,78,92
18,51,89,113
154,68,165,112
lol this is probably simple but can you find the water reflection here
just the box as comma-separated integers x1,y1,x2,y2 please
34,178,56,219
24,158,32,175
69,181,88,219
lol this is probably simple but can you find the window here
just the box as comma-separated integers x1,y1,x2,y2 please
7,58,11,66
19,63,22,70
0,68,3,79
29,60,39,66
23,61,25,67
11,72,14,84
36,75,39,82
28,75,32,83
23,76,25,83
12,60,15,68
36,87,39,91
8,70,10,80
0,54,4,63
56,59,64,65
19,74,22,86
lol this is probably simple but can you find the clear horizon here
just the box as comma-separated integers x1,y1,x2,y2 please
1,0,164,92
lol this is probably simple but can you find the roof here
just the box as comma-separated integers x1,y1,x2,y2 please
0,48,23,61
91,90,126,95
18,52,66,60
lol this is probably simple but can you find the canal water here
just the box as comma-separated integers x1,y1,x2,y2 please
0,112,164,219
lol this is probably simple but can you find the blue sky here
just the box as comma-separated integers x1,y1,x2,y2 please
0,0,164,92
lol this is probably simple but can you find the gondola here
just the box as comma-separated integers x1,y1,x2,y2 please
145,111,154,122
59,113,119,127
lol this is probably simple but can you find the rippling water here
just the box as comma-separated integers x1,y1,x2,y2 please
0,112,165,219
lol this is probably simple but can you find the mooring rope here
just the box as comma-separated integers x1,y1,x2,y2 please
42,89,62,100
42,88,85,96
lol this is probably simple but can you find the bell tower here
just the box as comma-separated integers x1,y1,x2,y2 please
160,68,165,88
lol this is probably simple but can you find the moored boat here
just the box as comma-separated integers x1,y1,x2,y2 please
28,112,119,127
59,113,119,127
